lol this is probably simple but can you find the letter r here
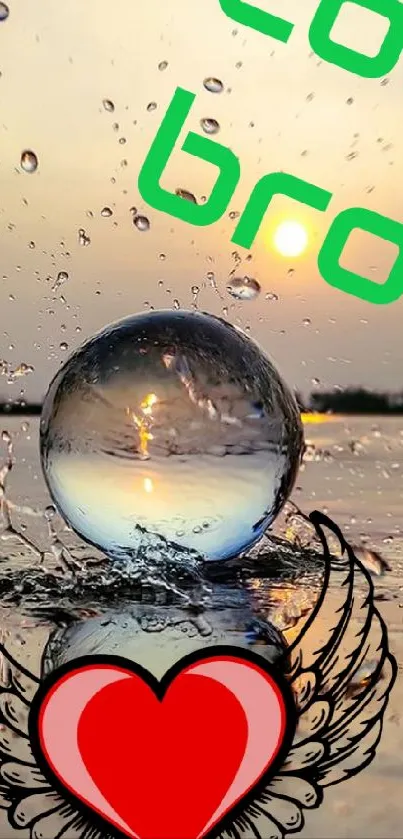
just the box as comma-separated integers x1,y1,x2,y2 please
137,88,240,227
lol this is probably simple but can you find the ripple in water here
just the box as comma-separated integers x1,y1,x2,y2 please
40,310,303,563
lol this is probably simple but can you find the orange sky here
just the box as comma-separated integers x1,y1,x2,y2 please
1,0,403,401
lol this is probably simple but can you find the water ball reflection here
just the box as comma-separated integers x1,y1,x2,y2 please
41,600,288,679
40,310,303,562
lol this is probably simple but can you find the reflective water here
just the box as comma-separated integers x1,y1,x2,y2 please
0,415,402,838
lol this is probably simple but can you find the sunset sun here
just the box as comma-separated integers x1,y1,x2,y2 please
273,221,308,257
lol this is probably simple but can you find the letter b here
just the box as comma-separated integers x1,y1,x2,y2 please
137,88,240,227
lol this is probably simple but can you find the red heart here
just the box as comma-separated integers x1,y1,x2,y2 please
34,652,289,839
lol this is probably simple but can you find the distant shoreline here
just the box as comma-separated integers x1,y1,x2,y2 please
0,405,42,415
2,405,403,418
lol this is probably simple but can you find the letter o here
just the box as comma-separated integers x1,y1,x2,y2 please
318,207,403,304
309,0,403,78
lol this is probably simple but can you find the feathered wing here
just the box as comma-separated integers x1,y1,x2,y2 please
221,511,397,839
0,644,114,839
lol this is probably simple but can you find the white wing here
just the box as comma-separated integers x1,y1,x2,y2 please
0,644,114,839
221,511,397,839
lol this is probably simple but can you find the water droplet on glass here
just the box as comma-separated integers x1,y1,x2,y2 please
53,271,69,291
0,3,9,21
20,150,38,173
158,60,168,71
102,99,115,112
173,299,180,310
175,188,197,204
78,228,91,246
133,214,150,232
59,342,68,351
203,77,223,94
101,206,113,217
200,118,220,135
147,102,157,112
40,310,303,562
227,276,261,301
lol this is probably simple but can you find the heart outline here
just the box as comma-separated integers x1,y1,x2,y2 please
29,646,297,839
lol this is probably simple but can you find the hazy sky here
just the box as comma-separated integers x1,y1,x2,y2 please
1,0,403,402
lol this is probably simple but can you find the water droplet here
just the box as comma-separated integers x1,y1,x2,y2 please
158,60,168,71
302,318,311,327
59,342,68,351
78,228,91,246
265,292,279,302
20,150,38,173
147,102,157,112
40,310,303,562
346,97,354,105
102,99,115,112
229,211,240,219
175,188,197,204
0,3,9,21
101,206,113,217
53,271,69,291
173,299,180,310
133,215,150,232
203,77,223,94
200,118,220,135
227,276,261,301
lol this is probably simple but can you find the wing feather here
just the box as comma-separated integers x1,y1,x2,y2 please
0,643,106,839
225,512,397,839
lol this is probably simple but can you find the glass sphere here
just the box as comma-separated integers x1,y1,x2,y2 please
40,310,303,562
